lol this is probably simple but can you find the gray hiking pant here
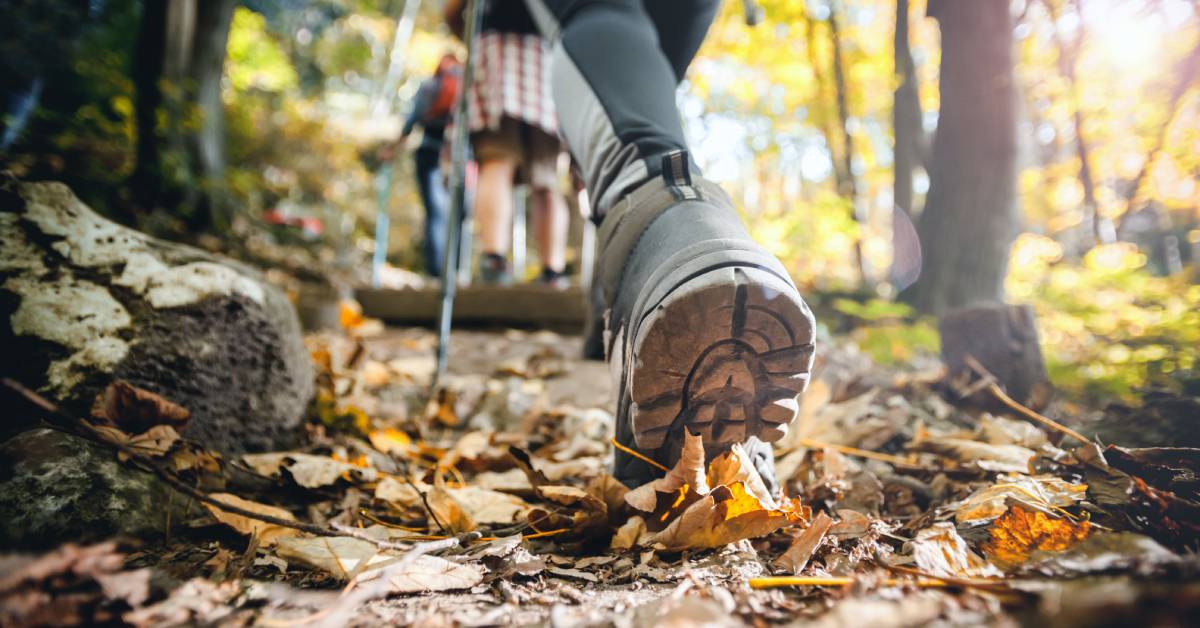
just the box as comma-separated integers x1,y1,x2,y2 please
523,0,720,214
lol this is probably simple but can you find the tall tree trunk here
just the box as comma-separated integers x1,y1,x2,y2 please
131,0,169,209
1046,0,1108,245
801,11,848,195
186,0,237,232
909,0,1019,316
827,0,867,282
892,0,922,215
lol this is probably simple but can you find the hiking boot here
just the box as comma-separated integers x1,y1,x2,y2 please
601,152,816,494
479,253,512,285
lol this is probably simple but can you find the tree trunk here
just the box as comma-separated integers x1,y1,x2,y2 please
892,0,922,216
827,1,867,282
186,0,237,232
909,0,1018,316
131,0,169,209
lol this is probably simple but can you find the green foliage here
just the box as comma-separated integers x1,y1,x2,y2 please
828,297,939,366
1009,236,1200,400
226,8,299,93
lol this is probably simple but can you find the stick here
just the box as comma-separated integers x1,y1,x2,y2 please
963,355,1090,443
796,438,915,467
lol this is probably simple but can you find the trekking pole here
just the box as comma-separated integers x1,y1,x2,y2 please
433,0,484,389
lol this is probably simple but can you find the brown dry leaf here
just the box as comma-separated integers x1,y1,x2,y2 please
374,476,422,507
124,425,180,459
360,360,391,387
382,555,485,593
169,447,222,474
91,380,190,432
611,516,649,551
908,522,1002,578
981,504,1091,569
428,475,477,533
274,536,387,580
424,387,461,427
955,475,1088,526
446,486,530,525
202,493,298,547
122,577,240,626
242,452,377,488
649,482,804,550
909,436,1036,473
625,430,707,512
774,510,833,573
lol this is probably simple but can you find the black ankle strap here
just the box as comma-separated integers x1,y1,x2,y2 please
661,150,700,201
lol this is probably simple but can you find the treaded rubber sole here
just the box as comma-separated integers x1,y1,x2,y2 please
627,265,815,458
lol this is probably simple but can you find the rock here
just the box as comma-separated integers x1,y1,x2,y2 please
1,176,312,453
0,429,193,548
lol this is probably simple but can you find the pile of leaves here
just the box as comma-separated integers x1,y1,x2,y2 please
3,313,1199,626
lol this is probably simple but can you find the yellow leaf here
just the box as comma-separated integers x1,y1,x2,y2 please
369,428,413,456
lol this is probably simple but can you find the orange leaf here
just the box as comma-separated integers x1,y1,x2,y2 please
981,504,1090,568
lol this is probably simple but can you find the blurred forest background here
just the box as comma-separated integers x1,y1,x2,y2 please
2,0,1199,403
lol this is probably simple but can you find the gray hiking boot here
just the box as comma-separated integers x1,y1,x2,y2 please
601,152,816,495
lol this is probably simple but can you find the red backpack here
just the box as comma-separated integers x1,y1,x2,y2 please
425,67,461,122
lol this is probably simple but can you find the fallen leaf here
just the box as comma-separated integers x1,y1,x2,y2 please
774,510,833,574
444,486,529,525
955,474,1087,526
428,476,477,533
546,566,599,582
202,493,298,547
360,360,391,387
908,522,1002,578
648,482,804,550
611,516,648,551
909,437,1036,473
242,452,378,488
369,428,413,456
275,536,387,580
381,555,485,593
1020,532,1180,577
124,425,180,458
981,504,1090,569
625,430,707,513
122,577,240,626
91,380,190,432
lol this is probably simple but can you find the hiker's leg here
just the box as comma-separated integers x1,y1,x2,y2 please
528,130,567,275
415,148,448,277
524,0,716,213
643,0,721,83
475,157,516,257
472,120,523,264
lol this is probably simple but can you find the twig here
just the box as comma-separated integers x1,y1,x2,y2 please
610,437,669,472
796,438,915,467
963,355,1090,443
749,576,948,588
406,476,448,535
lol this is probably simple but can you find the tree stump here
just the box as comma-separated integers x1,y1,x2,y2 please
1,176,312,453
938,303,1050,407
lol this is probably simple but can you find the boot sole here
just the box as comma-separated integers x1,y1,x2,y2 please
626,264,816,461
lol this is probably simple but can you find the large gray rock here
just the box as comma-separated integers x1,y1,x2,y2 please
0,429,194,548
1,176,312,453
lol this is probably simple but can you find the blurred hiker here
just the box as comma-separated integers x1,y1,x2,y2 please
505,0,817,493
382,53,461,278
445,0,569,286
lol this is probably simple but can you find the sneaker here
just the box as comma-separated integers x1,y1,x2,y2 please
600,152,816,496
537,267,570,289
479,253,512,285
